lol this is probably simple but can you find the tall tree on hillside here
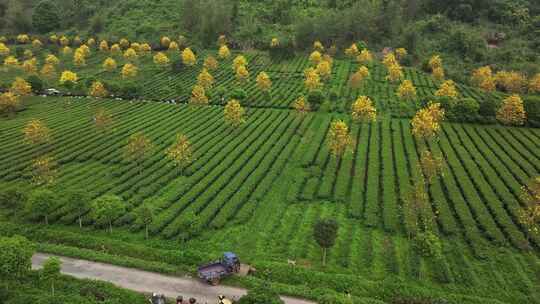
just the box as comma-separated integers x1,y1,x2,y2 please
94,108,114,133
0,235,35,285
90,195,126,233
23,119,51,151
313,219,339,266
136,203,154,240
328,120,353,161
31,155,57,186
224,99,246,128
64,189,91,228
519,177,540,243
40,257,61,296
166,133,194,174
124,132,153,175
32,0,60,33
26,188,58,225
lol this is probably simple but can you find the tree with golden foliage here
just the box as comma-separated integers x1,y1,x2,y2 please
432,67,445,82
168,41,179,51
313,41,324,52
73,50,86,67
89,81,108,98
62,46,72,57
121,63,138,79
11,77,32,96
203,55,218,70
304,68,322,91
529,73,540,93
130,42,141,53
357,49,373,64
123,48,138,61
73,36,82,46
386,64,403,83
316,61,332,81
182,48,197,66
87,38,96,47
428,55,442,70
271,38,279,48
345,43,359,58
349,69,369,89
32,39,42,50
23,49,33,59
4,56,19,67
45,54,59,66
0,92,20,117
256,72,272,92
0,42,9,56
79,45,91,57
23,119,51,146
40,64,56,79
218,45,231,59
397,80,417,101
103,57,117,72
495,71,527,93
328,120,353,160
382,53,398,68
99,40,109,52
161,36,171,48
224,99,246,128
518,177,540,239
197,68,214,90
233,55,247,71
496,94,526,126
59,36,69,46
471,66,496,92
418,150,444,184
49,34,58,44
166,133,194,174
31,155,57,186
190,85,209,105
411,103,445,141
94,108,113,133
17,34,30,44
351,96,377,123
22,58,38,74
435,80,459,99
292,96,310,117
124,132,153,175
309,51,322,65
119,38,130,49
153,52,170,68
59,70,78,85
236,65,249,84
111,44,121,54
395,48,407,61
140,43,152,54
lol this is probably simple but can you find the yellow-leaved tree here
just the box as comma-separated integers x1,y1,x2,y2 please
349,66,370,89
495,71,527,93
103,57,117,72
17,34,30,44
31,155,57,186
22,58,38,74
351,96,377,123
357,49,373,64
313,41,325,52
166,133,193,174
59,36,69,46
153,52,170,68
197,68,214,90
496,94,526,126
218,45,231,59
89,81,109,98
309,51,322,65
45,54,59,66
11,77,32,96
418,150,445,184
190,85,209,105
0,92,20,117
32,39,42,50
40,64,56,79
79,45,91,57
397,80,417,102
435,80,459,99
386,64,403,83
121,63,138,79
428,55,442,70
233,55,247,71
528,73,540,93
271,38,279,48
23,119,51,146
471,66,496,92
161,36,171,48
49,34,58,44
62,46,72,56
345,43,359,58
382,53,398,68
124,132,153,175
217,35,227,47
119,38,130,49
94,108,113,133
73,50,86,67
316,61,332,81
168,41,179,51
0,42,9,56
292,96,310,117
111,44,121,54
59,70,78,85
396,48,407,61
87,38,96,47
304,68,322,91
236,65,249,84
432,67,445,82
203,56,218,70
182,48,197,66
4,56,19,68
23,49,33,59
518,177,540,239
328,120,353,160
256,72,272,92
224,99,246,128
124,48,138,61
411,103,445,141
141,43,152,54
129,42,140,53
73,36,82,46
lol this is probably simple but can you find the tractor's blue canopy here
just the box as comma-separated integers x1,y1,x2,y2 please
223,252,237,260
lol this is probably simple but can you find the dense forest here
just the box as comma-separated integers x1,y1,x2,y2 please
0,0,539,82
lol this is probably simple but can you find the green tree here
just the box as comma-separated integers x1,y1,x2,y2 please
32,0,60,33
135,203,154,239
64,189,91,228
90,195,126,233
40,256,61,296
0,185,27,209
313,218,339,266
237,282,284,304
25,189,58,225
0,235,35,285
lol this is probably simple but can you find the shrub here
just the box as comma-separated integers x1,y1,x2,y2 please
171,58,185,73
524,95,540,127
307,89,325,111
450,97,480,121
26,75,44,93
118,82,142,99
229,88,248,103
0,185,27,209
413,231,442,258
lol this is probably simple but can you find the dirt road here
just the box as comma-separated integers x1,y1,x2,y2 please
32,253,315,304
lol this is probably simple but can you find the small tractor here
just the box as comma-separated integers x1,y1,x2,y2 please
197,252,240,285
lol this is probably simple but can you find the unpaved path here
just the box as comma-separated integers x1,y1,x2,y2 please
32,253,315,304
